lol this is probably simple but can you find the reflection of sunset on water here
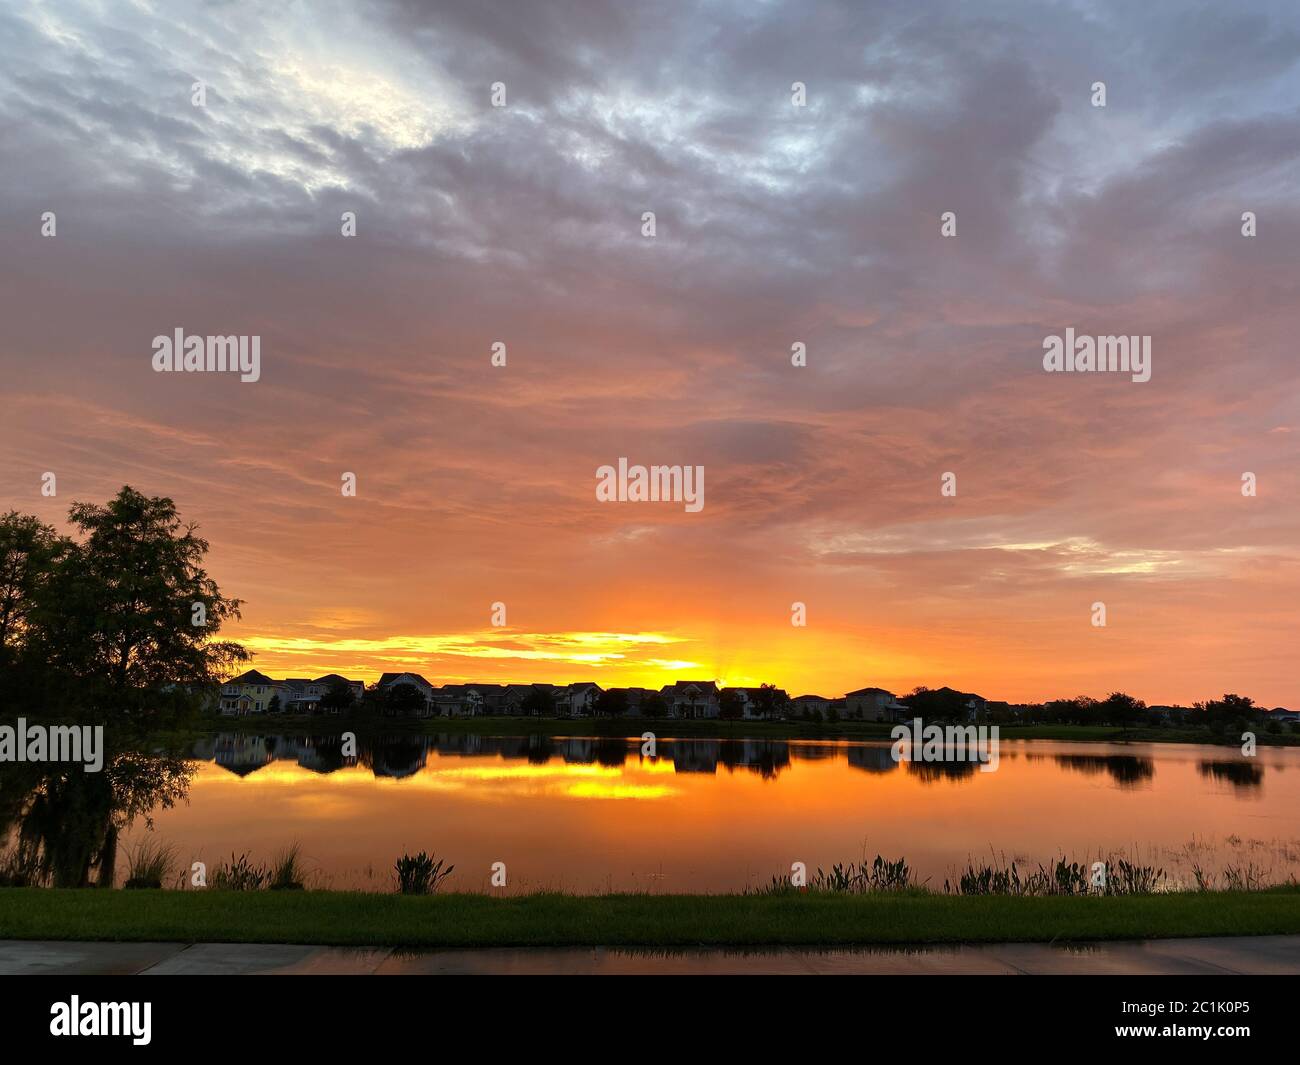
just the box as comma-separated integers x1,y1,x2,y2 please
121,736,1300,894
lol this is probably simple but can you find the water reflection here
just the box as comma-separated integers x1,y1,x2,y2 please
7,732,1299,893
0,751,193,887
196,734,867,781
1197,759,1264,792
1052,753,1157,789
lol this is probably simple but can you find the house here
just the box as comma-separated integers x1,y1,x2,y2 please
843,686,908,722
931,686,987,719
561,682,604,716
219,669,279,714
727,686,791,720
791,694,833,717
377,672,437,715
432,684,492,716
314,673,365,708
660,680,720,719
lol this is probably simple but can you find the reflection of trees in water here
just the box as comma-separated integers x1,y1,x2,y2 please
526,735,555,765
595,737,628,767
1197,760,1264,791
718,740,790,780
1054,754,1155,788
0,752,193,888
906,758,979,782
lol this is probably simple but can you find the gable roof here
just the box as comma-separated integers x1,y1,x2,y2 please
379,672,433,688
846,686,894,697
661,680,719,695
230,669,276,685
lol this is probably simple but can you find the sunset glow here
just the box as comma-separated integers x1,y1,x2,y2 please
3,1,1299,707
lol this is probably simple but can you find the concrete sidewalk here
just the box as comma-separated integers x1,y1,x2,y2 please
2,935,1299,975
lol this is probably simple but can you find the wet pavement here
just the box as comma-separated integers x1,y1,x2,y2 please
2,935,1298,975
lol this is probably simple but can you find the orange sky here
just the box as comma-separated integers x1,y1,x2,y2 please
3,1,1299,707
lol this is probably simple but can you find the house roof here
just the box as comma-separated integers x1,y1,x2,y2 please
846,686,894,697
568,682,603,692
314,673,360,685
931,686,985,701
661,680,719,695
230,669,276,685
791,694,830,702
379,672,433,688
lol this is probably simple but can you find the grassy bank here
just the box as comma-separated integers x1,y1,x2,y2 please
189,715,1299,746
2,887,1298,948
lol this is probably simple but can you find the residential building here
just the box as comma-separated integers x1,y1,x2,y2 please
377,672,437,715
561,681,604,716
791,694,833,717
722,686,791,719
219,669,279,714
660,680,720,718
844,686,908,722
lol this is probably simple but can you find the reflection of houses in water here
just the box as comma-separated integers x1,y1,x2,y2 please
718,739,790,779
213,734,273,777
560,738,595,764
846,744,899,774
426,733,493,758
789,742,837,762
366,737,430,779
669,739,720,773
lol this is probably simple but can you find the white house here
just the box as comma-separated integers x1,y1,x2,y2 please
660,680,720,718
377,672,437,715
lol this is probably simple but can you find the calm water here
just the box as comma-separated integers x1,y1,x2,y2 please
105,733,1300,892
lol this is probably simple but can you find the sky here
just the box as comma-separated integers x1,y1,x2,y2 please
2,0,1299,706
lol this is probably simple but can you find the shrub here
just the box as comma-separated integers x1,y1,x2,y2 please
123,837,177,889
394,851,454,895
210,852,269,891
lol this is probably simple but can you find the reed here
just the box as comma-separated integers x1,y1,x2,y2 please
394,851,455,895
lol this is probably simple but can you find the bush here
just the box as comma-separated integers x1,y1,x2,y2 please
395,851,454,895
268,842,307,891
124,837,177,889
210,852,269,891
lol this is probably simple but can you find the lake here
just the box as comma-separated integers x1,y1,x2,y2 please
94,733,1300,893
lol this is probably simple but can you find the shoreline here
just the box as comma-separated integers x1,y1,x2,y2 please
180,715,1300,747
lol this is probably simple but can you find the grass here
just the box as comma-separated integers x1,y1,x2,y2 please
1,886,1297,948
123,837,178,890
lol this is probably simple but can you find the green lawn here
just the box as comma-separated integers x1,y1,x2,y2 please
2,887,1298,948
